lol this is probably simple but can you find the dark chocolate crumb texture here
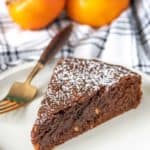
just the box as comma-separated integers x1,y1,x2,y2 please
31,58,142,150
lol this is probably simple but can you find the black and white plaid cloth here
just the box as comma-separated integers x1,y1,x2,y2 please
0,0,150,74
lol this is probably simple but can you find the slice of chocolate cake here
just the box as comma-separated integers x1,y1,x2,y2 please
31,58,142,150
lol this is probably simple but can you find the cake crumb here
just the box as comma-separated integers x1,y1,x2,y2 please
90,125,94,129
74,126,79,132
95,108,100,115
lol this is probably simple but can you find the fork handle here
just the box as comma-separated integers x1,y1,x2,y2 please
39,24,72,65
25,24,72,84
25,63,43,83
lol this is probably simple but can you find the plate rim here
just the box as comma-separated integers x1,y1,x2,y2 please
0,60,149,82
0,62,36,81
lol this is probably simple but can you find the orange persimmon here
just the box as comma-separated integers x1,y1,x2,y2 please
66,0,130,27
6,0,65,30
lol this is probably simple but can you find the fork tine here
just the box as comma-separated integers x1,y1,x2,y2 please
0,101,17,110
0,103,22,114
0,100,11,106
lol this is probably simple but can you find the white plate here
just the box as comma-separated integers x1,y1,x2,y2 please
0,60,150,150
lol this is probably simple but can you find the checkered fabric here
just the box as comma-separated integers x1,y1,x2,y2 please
0,0,150,74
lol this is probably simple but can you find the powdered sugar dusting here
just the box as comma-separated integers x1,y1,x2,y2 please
44,58,134,109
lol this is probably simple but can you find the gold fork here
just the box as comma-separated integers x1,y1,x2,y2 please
0,24,72,115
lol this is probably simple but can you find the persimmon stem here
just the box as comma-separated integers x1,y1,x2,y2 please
6,0,10,5
6,0,16,5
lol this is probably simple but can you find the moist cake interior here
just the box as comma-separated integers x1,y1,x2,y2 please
31,58,142,150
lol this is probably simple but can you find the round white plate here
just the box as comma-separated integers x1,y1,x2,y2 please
0,60,150,150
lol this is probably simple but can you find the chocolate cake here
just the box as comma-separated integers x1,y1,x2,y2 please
31,58,142,150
